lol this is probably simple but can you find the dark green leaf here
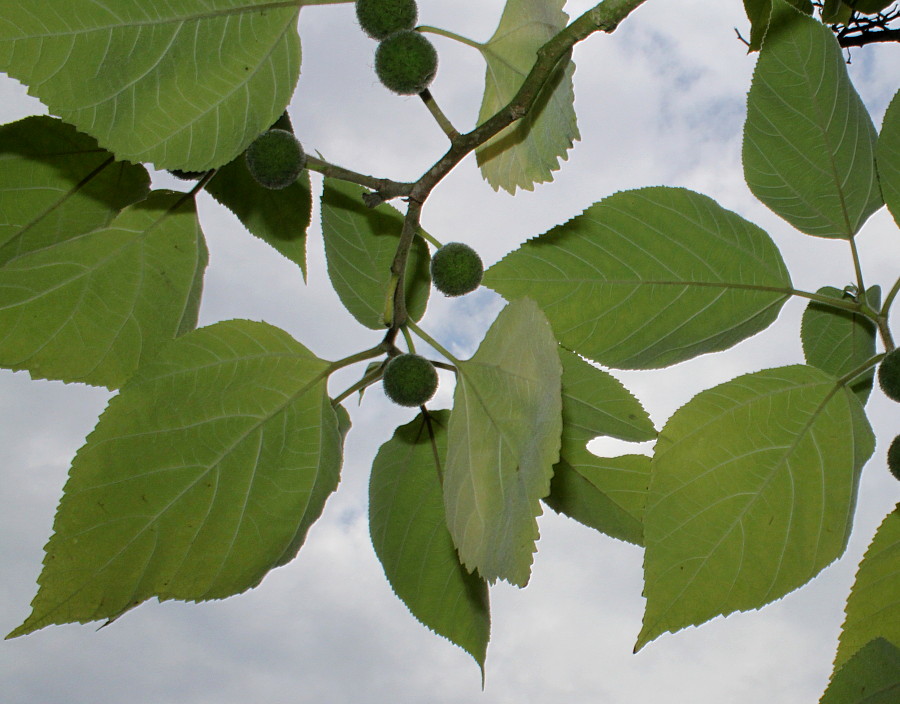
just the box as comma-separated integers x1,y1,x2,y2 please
206,160,311,279
821,638,900,704
8,320,345,637
802,286,880,403
370,410,490,670
877,89,900,228
320,178,430,329
444,298,562,586
0,115,150,264
833,504,900,672
0,191,208,388
485,187,792,369
742,0,813,52
637,365,875,650
743,1,882,238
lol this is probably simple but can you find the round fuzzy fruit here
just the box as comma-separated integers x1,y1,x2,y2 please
244,129,306,190
356,0,417,40
431,242,483,297
889,435,900,482
878,349,900,403
374,30,438,96
382,353,438,407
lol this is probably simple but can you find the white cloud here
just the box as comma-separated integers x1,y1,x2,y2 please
2,2,898,703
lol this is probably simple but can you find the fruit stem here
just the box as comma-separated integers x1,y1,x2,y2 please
420,89,460,141
401,326,417,354
417,26,484,50
407,320,460,366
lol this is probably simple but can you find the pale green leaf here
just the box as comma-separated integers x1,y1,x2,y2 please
544,348,655,544
444,298,562,586
821,638,900,704
8,320,345,637
742,0,813,52
833,505,900,672
637,365,875,650
0,115,150,263
475,0,578,193
320,178,430,329
0,191,208,388
206,158,311,279
802,286,880,403
743,1,882,238
0,1,309,170
877,89,900,228
484,187,792,369
370,410,490,670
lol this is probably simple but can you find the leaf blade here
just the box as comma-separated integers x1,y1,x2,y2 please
484,187,792,369
370,410,490,670
637,365,875,650
8,320,345,637
444,298,562,586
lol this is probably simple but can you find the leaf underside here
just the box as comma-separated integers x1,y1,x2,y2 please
9,320,345,638
444,298,562,587
485,187,792,369
877,89,900,228
0,1,303,169
637,365,874,651
475,0,578,194
819,637,900,704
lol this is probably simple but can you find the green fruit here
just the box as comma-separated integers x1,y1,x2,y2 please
878,349,900,403
382,353,438,407
889,435,900,482
374,30,437,96
431,242,483,297
356,0,417,40
244,128,306,190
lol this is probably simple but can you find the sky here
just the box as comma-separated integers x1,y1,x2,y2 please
2,1,899,702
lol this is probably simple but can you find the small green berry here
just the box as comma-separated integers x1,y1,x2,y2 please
356,0,417,40
878,349,900,403
431,242,483,297
374,30,437,96
382,353,438,407
888,435,900,481
244,128,306,190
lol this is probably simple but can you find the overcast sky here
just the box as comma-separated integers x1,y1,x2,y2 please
2,1,899,702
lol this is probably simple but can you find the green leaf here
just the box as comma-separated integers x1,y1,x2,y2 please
821,638,900,704
484,187,792,369
206,157,311,279
833,505,900,672
8,320,345,638
852,1,896,14
0,190,208,388
369,410,490,670
822,0,854,24
0,1,307,170
545,454,651,546
742,0,813,52
877,89,900,228
474,0,578,194
544,348,656,545
802,286,880,403
320,178,430,329
743,1,882,238
0,116,150,263
444,298,562,586
637,365,875,651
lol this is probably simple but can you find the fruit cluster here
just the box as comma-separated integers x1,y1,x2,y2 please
356,0,438,95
